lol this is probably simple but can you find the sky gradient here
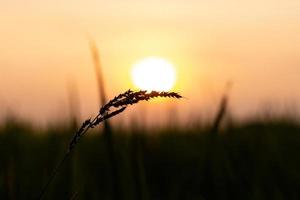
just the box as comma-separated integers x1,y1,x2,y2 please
1,0,300,126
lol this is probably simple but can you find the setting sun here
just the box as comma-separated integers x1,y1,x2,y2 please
131,57,176,91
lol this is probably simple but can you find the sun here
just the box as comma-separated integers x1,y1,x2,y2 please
131,57,177,91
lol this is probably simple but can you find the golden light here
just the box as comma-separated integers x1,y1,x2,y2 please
131,57,177,91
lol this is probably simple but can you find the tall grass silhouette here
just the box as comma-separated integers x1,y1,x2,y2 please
88,39,121,199
37,90,182,199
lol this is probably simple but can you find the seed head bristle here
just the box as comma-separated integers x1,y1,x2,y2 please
100,90,181,115
69,90,181,152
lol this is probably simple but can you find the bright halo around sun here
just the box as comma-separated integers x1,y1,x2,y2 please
131,57,176,91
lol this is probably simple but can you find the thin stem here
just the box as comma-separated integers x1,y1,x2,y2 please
37,151,71,200
37,109,125,200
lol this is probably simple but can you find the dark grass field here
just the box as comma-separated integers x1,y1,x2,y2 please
0,119,300,200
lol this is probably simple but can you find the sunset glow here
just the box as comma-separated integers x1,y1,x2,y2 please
131,57,176,91
0,0,299,124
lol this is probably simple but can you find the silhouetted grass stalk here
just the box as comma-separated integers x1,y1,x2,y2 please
37,90,182,200
211,81,232,135
202,83,231,199
88,40,121,199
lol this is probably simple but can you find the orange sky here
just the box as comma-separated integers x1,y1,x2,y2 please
0,0,300,126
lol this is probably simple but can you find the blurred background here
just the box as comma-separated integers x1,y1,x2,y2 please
0,0,300,199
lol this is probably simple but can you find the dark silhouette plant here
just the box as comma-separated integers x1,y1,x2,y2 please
37,89,182,200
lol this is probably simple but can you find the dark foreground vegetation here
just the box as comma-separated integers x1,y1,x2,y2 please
0,119,299,200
